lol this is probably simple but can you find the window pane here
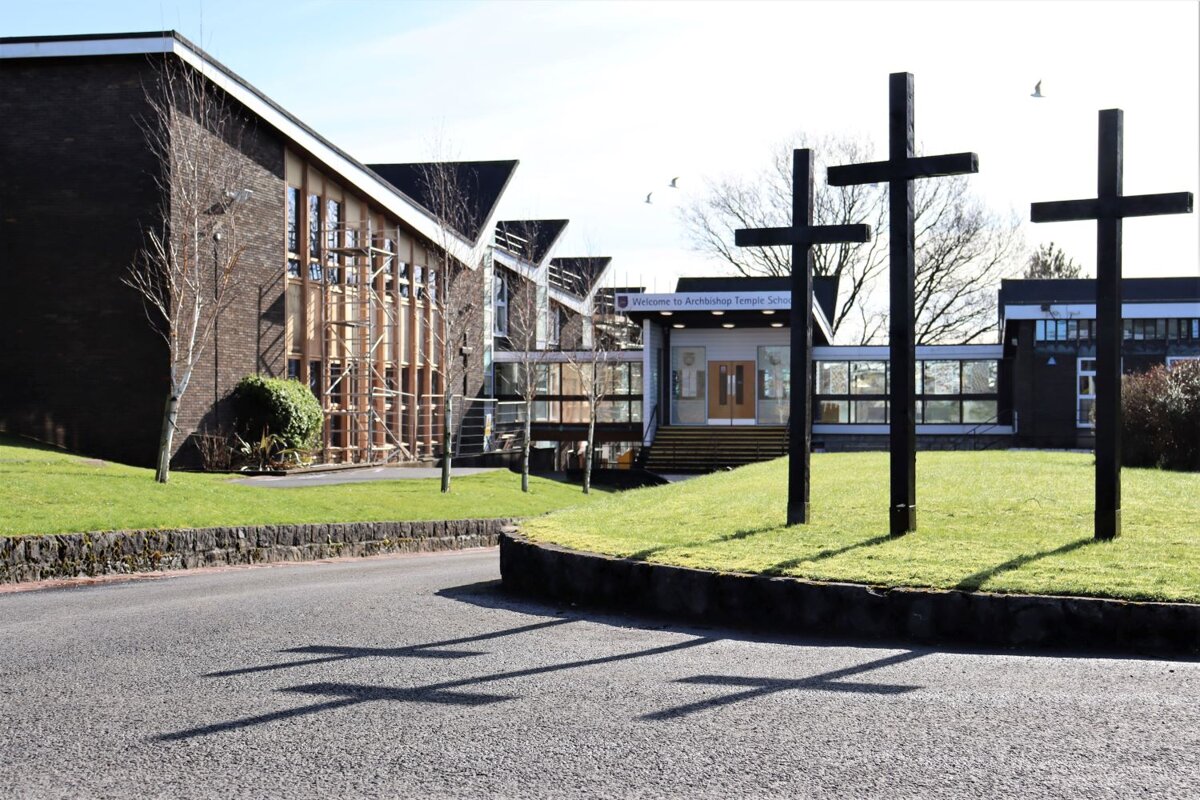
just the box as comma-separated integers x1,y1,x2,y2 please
816,361,848,394
1078,398,1095,427
286,187,299,253
923,399,959,423
961,361,998,394
850,361,886,394
561,401,588,423
496,363,520,396
670,347,706,425
852,400,887,424
563,363,592,395
630,361,644,394
924,361,960,395
816,400,848,423
963,400,997,423
598,401,629,423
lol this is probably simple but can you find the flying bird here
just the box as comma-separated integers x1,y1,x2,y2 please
1031,80,1044,98
645,192,653,204
669,177,679,188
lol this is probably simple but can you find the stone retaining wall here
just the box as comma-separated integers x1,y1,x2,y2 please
500,532,1200,657
0,519,514,584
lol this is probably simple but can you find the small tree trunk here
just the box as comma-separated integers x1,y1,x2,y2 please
583,411,595,495
440,396,452,493
521,410,531,493
156,393,180,484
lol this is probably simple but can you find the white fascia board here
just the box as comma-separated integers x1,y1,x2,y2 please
813,300,834,343
549,286,589,315
493,248,540,283
0,34,482,264
812,344,1004,360
0,36,172,58
1003,301,1200,324
493,349,642,364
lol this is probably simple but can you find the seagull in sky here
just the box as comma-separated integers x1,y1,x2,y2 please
645,192,653,204
1031,80,1044,98
669,177,679,188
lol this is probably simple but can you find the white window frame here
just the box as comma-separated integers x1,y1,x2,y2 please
1077,357,1096,429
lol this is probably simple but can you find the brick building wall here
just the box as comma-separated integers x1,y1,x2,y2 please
0,52,286,467
169,85,287,462
0,55,167,465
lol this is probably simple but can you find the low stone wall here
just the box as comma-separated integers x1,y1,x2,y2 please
0,519,514,584
500,532,1200,657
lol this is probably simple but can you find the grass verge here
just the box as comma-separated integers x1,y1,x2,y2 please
522,451,1200,604
0,436,598,536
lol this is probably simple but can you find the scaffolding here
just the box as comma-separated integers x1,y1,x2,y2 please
318,220,410,464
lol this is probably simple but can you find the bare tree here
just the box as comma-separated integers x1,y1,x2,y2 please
417,161,478,494
680,132,1025,344
563,325,618,495
496,231,552,493
1024,241,1082,279
125,55,253,483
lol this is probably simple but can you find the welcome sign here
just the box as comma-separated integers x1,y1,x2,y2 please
616,291,790,312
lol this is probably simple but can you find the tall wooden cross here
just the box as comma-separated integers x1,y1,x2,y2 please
827,72,979,537
1031,109,1193,541
734,149,871,525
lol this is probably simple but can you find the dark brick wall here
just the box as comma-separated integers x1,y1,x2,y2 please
0,55,167,465
0,54,286,467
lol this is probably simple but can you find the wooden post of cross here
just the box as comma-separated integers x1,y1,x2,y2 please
734,149,871,525
827,72,979,537
1031,109,1193,540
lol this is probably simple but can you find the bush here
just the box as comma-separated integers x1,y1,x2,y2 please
1121,360,1200,471
232,375,323,453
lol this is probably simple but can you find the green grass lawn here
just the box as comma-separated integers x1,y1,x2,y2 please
0,436,598,537
522,451,1200,604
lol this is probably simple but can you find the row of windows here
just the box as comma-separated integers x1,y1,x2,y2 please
1036,318,1200,342
815,399,999,425
498,399,644,425
814,360,998,397
494,361,644,398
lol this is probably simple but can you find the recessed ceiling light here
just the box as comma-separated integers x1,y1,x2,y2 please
770,322,784,328
660,311,673,316
711,310,725,316
762,310,776,315
721,323,735,328
672,323,685,329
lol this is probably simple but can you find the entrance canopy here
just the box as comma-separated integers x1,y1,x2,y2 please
617,276,838,342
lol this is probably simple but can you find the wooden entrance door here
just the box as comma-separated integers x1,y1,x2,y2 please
707,361,756,423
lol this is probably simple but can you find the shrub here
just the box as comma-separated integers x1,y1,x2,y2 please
1121,360,1200,471
232,375,323,454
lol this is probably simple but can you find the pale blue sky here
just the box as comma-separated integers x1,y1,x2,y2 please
3,0,1198,294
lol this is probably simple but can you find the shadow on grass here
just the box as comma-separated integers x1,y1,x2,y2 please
763,535,893,575
954,537,1096,592
627,524,780,562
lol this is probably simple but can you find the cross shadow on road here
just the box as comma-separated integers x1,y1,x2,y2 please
158,633,719,742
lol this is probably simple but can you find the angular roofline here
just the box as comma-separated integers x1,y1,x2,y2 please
0,31,487,263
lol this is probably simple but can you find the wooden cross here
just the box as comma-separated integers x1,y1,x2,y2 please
1031,109,1193,541
734,149,872,526
827,72,979,537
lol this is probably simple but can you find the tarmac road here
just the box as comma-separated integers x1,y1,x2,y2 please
1,549,1197,799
